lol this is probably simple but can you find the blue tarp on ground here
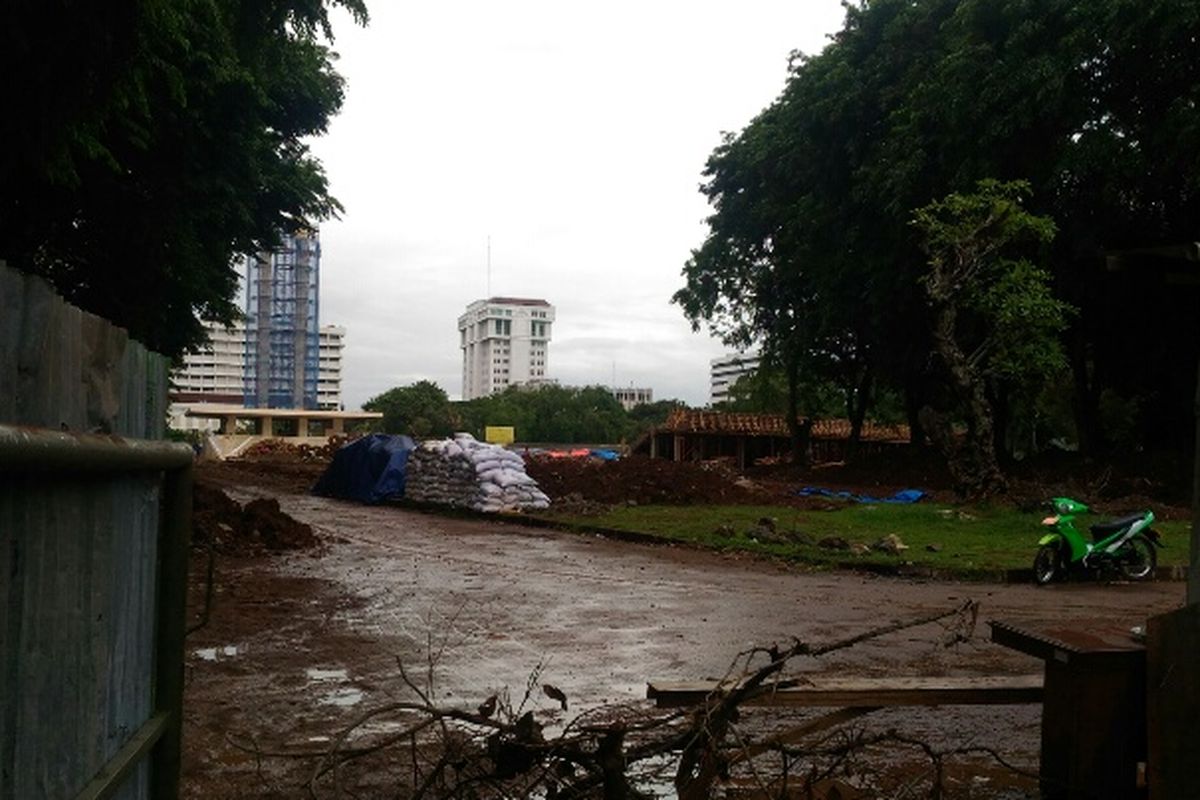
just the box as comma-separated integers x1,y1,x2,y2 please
795,486,926,504
311,434,415,504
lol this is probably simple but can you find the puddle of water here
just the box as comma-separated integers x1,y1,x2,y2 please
194,645,241,662
306,668,348,682
319,687,364,707
352,720,405,737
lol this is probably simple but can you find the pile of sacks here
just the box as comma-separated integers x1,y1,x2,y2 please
405,434,551,513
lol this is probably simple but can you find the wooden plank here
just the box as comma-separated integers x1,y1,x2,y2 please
0,484,20,799
151,465,192,799
0,264,24,423
1,263,171,800
646,674,1044,708
74,712,168,800
16,274,57,428
81,312,123,435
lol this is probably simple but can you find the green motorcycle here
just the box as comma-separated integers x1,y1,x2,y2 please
1033,497,1162,585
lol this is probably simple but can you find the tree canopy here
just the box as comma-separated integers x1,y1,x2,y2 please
363,380,457,438
912,180,1069,495
1,0,368,356
363,381,687,444
458,385,633,444
676,0,1200,464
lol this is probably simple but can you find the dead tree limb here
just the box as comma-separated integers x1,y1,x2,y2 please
674,600,979,799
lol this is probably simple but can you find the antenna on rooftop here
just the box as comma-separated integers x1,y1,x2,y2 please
486,235,492,298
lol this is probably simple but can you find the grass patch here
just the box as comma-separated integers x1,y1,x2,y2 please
543,503,1191,576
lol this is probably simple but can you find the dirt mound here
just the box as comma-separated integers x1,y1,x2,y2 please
193,483,322,554
197,458,329,496
525,455,771,506
241,436,350,463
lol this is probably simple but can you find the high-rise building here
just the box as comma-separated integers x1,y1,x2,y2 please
244,230,321,409
170,229,348,423
458,297,555,400
317,324,345,410
170,322,248,406
169,321,346,428
710,351,760,405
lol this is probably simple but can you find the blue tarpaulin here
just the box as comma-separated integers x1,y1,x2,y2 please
311,434,415,504
795,486,926,504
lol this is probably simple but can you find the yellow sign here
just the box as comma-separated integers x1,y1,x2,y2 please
485,426,515,445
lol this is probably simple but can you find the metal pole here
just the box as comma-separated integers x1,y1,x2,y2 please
0,426,193,473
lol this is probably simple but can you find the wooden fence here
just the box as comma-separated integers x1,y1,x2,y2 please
0,261,192,799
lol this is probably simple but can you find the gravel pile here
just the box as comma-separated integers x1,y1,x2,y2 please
406,434,551,513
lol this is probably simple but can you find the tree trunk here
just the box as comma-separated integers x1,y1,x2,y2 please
928,301,1006,498
847,366,873,462
989,381,1012,464
1068,331,1102,455
905,379,927,447
784,347,810,467
1188,352,1200,605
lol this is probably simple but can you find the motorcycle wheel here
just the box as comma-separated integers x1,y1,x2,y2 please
1117,536,1156,581
1033,544,1060,585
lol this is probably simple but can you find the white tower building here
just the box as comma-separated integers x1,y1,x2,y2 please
458,297,554,400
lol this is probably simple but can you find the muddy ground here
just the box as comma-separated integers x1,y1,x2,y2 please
182,457,1186,798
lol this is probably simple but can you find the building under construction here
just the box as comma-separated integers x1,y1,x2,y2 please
244,230,321,409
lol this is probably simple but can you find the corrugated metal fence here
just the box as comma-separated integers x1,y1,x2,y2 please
0,262,192,799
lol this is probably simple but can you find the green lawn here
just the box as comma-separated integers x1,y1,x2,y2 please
542,503,1191,577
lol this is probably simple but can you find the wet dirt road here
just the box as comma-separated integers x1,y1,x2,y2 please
182,492,1185,798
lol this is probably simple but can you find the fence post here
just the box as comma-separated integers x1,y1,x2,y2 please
153,462,194,798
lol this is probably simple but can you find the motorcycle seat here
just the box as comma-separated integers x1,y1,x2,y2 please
1090,513,1145,540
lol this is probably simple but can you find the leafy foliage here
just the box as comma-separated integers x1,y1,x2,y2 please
625,399,689,435
719,367,844,420
912,180,1070,384
364,382,689,444
364,381,457,438
457,385,632,444
912,180,1071,495
677,0,1200,458
1,0,368,356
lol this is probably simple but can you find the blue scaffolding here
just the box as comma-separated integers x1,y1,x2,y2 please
243,231,321,409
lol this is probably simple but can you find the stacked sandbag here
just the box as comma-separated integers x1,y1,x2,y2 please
405,434,551,513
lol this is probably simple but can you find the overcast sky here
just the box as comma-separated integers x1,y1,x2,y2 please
309,1,847,409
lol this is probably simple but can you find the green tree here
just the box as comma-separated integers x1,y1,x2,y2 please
1,0,368,356
364,381,456,437
912,180,1072,497
719,365,843,420
625,399,688,438
457,385,632,444
680,0,1200,457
